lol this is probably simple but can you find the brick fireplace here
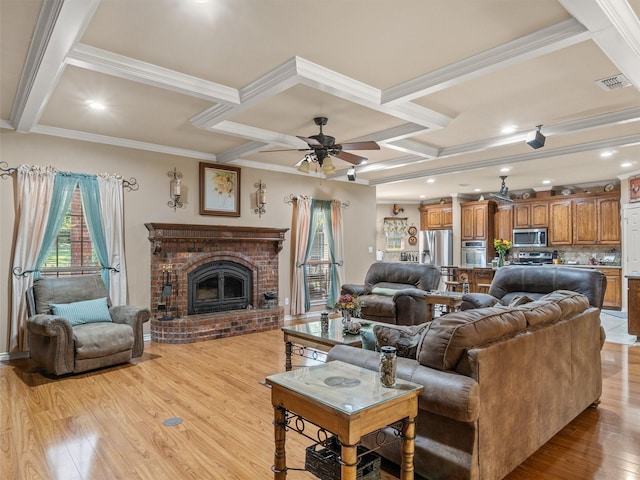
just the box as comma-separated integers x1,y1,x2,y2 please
145,223,288,343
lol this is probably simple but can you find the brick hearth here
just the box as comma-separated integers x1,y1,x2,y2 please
145,223,288,343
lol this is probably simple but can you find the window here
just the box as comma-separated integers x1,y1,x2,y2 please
41,187,100,277
307,212,332,303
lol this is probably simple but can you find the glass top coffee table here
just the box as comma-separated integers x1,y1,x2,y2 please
266,360,424,479
281,317,375,371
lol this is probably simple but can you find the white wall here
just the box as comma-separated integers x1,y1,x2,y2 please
0,130,377,354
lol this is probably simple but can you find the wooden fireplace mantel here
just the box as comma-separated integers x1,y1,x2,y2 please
145,223,289,253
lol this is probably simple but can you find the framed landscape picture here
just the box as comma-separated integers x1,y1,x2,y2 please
199,162,241,216
630,175,640,203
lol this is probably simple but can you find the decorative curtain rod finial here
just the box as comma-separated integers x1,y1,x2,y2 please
0,161,17,179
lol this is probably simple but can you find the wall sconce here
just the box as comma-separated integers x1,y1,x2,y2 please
254,180,266,217
168,168,184,211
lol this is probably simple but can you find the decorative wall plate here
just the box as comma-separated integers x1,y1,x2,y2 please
408,235,417,246
408,225,418,235
604,183,614,192
522,191,531,199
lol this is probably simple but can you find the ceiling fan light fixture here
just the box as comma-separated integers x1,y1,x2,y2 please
297,159,310,173
321,156,335,174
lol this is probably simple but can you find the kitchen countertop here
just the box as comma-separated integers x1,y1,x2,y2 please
549,263,621,270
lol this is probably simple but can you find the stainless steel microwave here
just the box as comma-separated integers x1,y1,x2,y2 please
512,228,548,247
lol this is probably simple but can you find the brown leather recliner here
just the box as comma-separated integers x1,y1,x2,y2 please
27,275,150,376
340,262,441,325
460,265,607,310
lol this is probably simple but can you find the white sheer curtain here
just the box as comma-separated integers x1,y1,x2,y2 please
330,199,345,299
98,174,127,305
291,196,312,315
10,165,56,351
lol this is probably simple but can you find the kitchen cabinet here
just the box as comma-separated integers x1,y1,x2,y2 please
419,203,452,230
548,200,573,245
494,204,513,242
598,268,621,309
461,200,495,241
513,202,548,229
572,196,620,245
627,277,640,335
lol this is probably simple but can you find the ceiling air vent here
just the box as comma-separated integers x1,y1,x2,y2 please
596,74,631,91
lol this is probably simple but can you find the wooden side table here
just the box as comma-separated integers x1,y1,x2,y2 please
424,291,463,320
266,361,424,480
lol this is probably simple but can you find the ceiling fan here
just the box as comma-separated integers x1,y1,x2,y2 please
263,117,380,173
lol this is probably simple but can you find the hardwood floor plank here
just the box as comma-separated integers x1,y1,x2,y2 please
1,331,638,480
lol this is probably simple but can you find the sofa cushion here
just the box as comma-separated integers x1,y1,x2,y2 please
373,323,430,358
73,322,134,359
537,290,590,317
417,307,527,371
50,297,112,326
507,295,534,307
516,299,563,326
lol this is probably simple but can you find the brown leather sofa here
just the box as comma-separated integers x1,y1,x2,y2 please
340,262,441,325
27,275,150,376
460,265,607,310
328,287,605,480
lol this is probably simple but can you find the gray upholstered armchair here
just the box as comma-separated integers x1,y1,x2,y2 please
27,275,150,376
341,262,441,325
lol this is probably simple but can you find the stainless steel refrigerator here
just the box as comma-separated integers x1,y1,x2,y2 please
419,230,453,289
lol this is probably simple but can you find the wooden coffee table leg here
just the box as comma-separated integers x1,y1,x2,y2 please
284,341,292,371
340,441,358,480
273,406,287,479
400,415,417,480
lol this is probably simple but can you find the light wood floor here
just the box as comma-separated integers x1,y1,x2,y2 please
1,330,639,480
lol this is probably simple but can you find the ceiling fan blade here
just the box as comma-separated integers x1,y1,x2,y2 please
334,150,368,165
338,141,380,151
259,148,312,153
297,135,323,148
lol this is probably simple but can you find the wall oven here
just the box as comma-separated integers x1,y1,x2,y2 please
461,240,487,267
512,228,548,248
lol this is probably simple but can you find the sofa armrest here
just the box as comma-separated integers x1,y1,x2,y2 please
110,306,151,358
327,345,479,423
27,314,73,338
460,293,500,310
392,287,429,299
341,284,369,296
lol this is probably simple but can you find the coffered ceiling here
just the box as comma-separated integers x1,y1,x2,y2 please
2,0,640,202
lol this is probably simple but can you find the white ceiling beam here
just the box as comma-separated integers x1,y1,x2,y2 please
210,121,307,149
381,18,591,104
369,134,640,185
10,0,101,133
215,141,267,164
560,0,640,89
66,44,240,104
31,125,217,161
382,138,439,158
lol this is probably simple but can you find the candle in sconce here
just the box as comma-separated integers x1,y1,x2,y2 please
258,189,266,206
173,178,181,196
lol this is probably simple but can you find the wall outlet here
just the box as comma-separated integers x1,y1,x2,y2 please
285,297,289,305
368,246,374,253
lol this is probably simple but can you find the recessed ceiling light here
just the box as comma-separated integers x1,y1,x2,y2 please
86,100,106,110
427,178,435,183
600,150,616,158
474,188,481,192
500,167,511,172
501,125,517,134
621,162,633,168
419,194,426,199
542,180,551,185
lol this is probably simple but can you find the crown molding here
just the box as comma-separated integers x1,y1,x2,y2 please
381,18,590,104
31,125,217,161
66,44,240,104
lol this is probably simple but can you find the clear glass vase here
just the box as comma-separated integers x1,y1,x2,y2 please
498,252,505,267
342,310,351,324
